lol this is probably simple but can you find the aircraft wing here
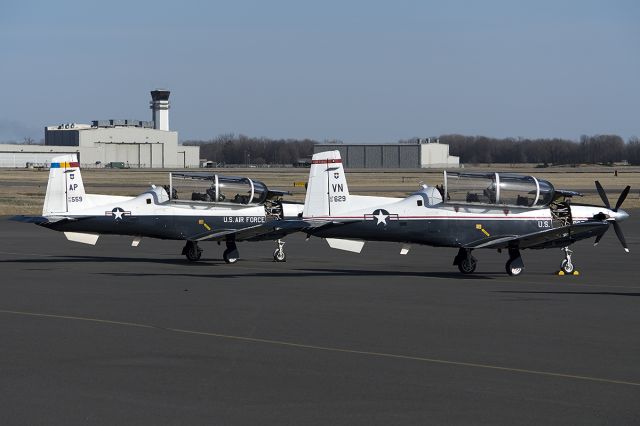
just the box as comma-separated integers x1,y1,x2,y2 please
189,219,311,242
465,220,609,250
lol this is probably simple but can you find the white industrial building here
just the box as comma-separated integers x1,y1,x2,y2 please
0,89,199,168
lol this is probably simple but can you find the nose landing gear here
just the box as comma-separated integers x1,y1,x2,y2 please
273,239,286,262
559,246,578,275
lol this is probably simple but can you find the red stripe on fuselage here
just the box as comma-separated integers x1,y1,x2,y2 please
311,159,342,164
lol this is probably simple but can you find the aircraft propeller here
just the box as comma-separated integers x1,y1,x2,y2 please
593,180,630,252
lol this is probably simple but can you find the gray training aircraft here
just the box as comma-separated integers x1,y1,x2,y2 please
15,154,305,262
301,150,630,275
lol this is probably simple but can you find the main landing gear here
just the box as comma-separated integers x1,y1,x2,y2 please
273,239,286,262
223,240,239,264
453,248,477,274
454,247,526,276
505,248,524,276
182,240,202,261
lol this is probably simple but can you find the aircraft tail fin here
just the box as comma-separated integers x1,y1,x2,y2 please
303,150,352,217
43,154,90,215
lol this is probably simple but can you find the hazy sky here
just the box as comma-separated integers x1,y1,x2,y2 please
1,0,638,142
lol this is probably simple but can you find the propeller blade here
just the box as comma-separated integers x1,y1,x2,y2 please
594,181,610,209
593,232,605,247
612,222,629,253
614,185,630,211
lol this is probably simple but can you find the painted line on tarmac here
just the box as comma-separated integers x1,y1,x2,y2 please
1,308,639,388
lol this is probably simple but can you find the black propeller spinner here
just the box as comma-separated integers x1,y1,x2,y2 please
593,181,630,252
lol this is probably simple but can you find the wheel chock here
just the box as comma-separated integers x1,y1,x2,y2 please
556,270,580,276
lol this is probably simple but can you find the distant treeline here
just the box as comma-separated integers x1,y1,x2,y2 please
184,134,317,165
185,134,640,165
437,134,640,165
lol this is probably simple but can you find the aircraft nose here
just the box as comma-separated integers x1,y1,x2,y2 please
614,208,629,222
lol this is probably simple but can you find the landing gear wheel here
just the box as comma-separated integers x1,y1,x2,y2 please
223,240,239,264
560,247,575,274
560,259,574,274
506,259,523,276
223,249,238,264
183,241,202,261
273,239,286,262
458,256,477,274
273,249,286,262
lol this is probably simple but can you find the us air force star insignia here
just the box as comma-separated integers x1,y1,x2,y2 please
373,209,389,225
364,209,398,225
107,207,130,220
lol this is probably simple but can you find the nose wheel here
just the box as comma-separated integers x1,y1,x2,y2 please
273,239,286,262
559,247,577,275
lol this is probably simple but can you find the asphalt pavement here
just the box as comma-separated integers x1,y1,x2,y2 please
0,214,639,425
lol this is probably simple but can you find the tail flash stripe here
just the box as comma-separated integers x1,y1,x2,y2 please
50,162,80,168
311,159,342,164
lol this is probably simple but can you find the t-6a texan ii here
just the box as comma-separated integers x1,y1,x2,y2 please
15,154,305,263
301,150,630,276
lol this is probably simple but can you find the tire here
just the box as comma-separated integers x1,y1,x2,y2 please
186,246,202,261
506,259,523,276
223,249,238,264
273,249,286,262
560,259,574,274
458,256,477,274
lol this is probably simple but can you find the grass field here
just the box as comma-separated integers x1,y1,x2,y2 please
1,166,638,215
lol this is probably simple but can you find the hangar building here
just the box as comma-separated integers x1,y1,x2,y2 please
0,90,200,168
314,139,459,169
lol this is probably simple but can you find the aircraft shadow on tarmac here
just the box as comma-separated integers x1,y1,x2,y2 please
0,255,495,279
0,255,208,267
11,255,629,281
496,290,640,297
94,268,494,280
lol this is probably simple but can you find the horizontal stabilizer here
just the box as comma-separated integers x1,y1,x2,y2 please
64,232,99,245
10,215,50,225
326,238,365,253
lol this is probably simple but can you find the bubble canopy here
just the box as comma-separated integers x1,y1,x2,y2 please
443,171,555,207
169,173,287,205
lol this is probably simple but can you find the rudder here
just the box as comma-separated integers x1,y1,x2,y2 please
303,150,351,217
43,154,89,215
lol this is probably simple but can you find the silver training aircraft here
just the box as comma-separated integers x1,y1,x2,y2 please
301,150,630,275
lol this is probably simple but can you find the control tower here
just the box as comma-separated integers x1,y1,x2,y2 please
150,89,170,131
